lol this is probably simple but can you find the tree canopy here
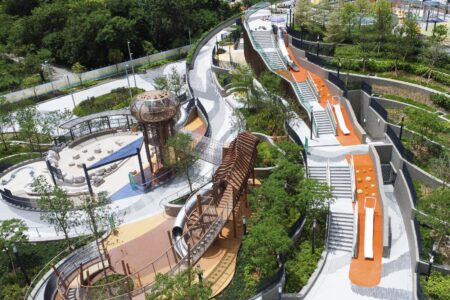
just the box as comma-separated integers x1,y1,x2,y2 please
0,0,239,68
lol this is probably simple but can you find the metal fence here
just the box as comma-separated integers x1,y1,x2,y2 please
3,46,191,103
386,125,406,158
402,164,418,206
370,98,388,121
328,73,346,92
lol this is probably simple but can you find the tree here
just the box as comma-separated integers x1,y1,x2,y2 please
373,0,393,54
295,0,312,30
423,24,449,83
165,133,199,193
0,219,28,275
340,1,356,39
153,76,169,90
167,67,183,97
79,192,119,281
230,64,254,109
355,0,370,29
325,10,344,43
16,106,41,153
21,75,41,100
0,107,11,151
71,62,87,85
108,49,124,74
33,176,80,248
146,267,212,300
417,187,450,252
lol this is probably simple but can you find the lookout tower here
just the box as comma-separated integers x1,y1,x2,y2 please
130,90,179,174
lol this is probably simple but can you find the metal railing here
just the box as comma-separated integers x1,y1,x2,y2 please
67,195,235,299
325,100,337,136
352,202,359,258
306,72,319,100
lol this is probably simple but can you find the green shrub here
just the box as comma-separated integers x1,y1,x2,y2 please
73,87,144,116
421,271,450,300
255,141,276,167
285,240,323,293
430,93,450,110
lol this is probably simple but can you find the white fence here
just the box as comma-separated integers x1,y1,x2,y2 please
2,45,191,103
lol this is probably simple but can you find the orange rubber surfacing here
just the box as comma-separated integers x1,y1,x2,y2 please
349,154,383,287
285,47,360,146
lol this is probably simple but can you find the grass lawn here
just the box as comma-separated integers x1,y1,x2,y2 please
73,87,144,116
380,94,437,112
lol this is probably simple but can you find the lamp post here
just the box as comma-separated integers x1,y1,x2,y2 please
242,216,247,235
125,64,132,99
426,241,438,281
196,265,203,283
12,243,30,285
338,61,342,78
316,34,320,57
312,219,317,254
399,116,405,140
127,41,137,88
278,284,282,300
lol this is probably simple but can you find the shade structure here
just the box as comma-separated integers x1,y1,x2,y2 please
87,136,144,171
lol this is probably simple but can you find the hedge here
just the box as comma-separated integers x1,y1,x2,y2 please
430,93,450,110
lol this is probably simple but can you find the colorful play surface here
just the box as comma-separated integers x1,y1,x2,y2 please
349,154,383,287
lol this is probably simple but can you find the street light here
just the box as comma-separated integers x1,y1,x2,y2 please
127,41,137,88
125,64,132,99
12,243,30,285
338,61,342,78
278,284,282,300
312,219,317,254
242,216,247,235
316,34,320,57
427,241,439,281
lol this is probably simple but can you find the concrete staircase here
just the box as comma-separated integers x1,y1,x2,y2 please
251,30,276,49
328,211,354,252
329,165,352,199
308,165,327,183
250,31,285,70
264,51,285,70
297,81,317,102
313,110,335,136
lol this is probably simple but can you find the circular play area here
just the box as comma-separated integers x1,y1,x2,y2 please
0,90,209,210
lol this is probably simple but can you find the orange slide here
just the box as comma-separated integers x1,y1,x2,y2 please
349,154,383,287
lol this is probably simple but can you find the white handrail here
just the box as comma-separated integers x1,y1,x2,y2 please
352,202,359,258
326,100,337,136
350,155,356,203
306,72,319,99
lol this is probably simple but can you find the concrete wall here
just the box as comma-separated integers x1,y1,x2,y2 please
394,170,420,299
352,90,387,140
338,72,440,103
3,46,191,103
369,145,390,256
187,14,242,70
